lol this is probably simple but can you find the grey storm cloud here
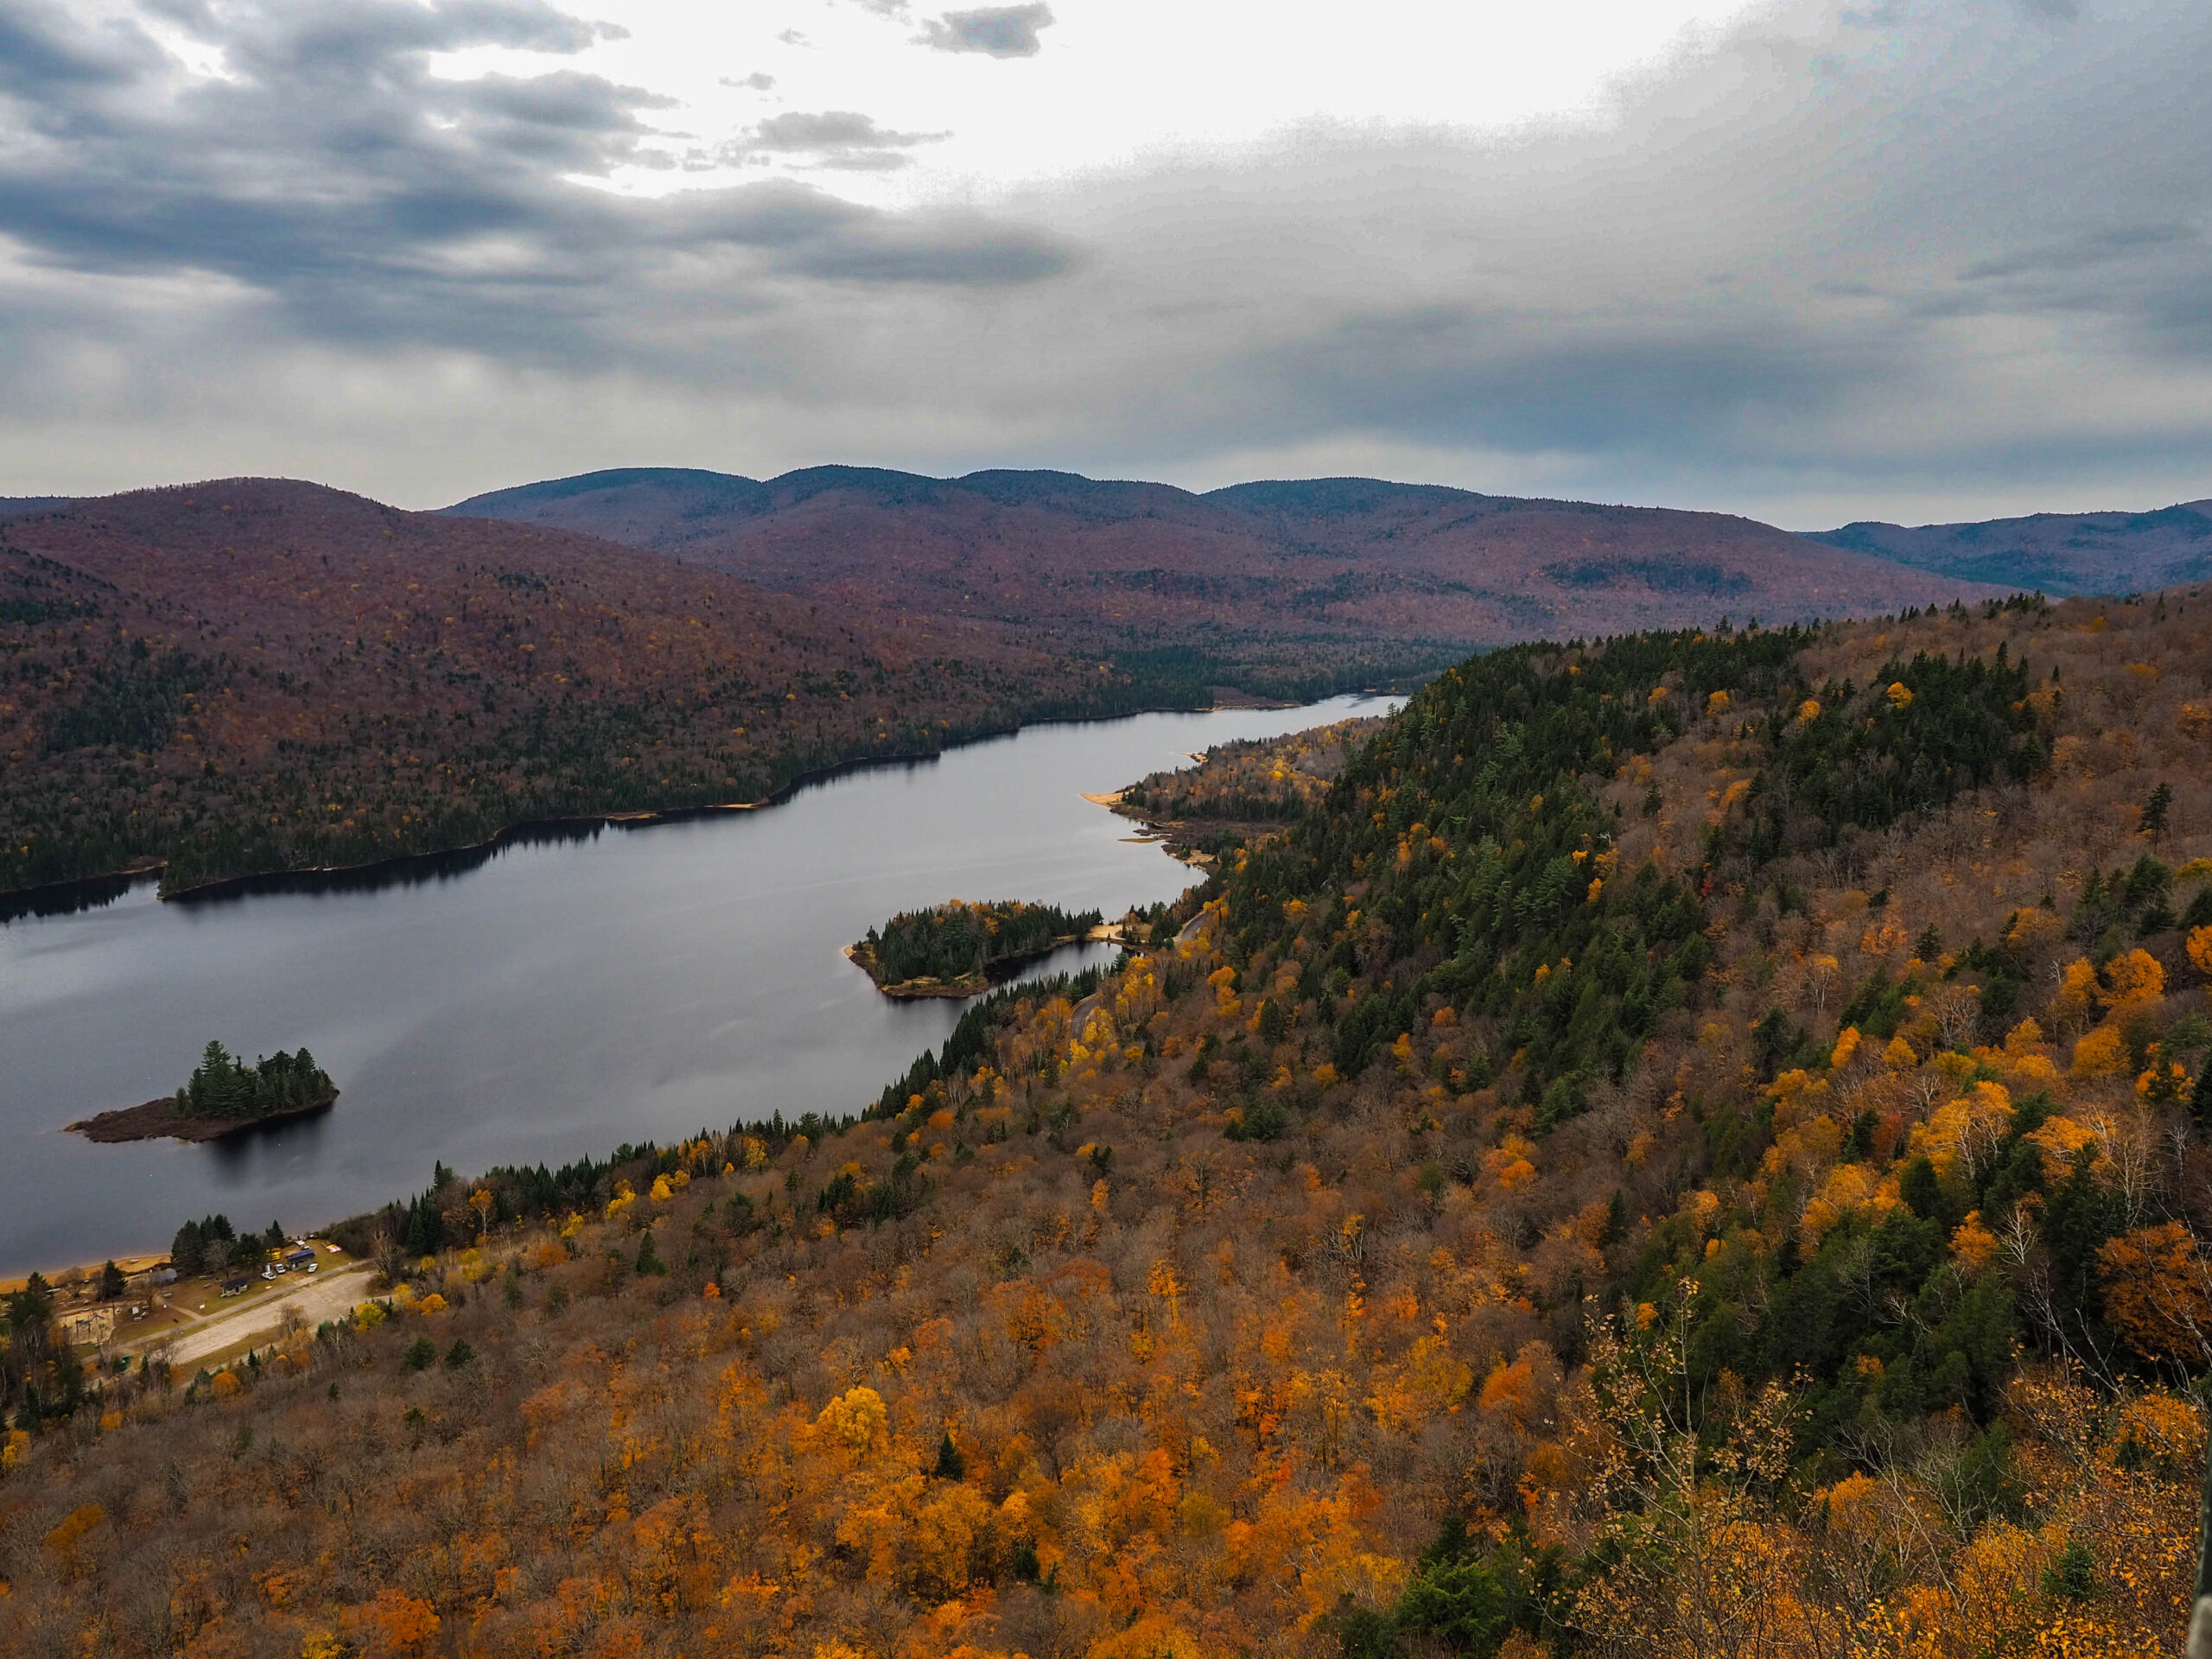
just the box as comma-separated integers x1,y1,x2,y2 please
3,0,2212,524
733,110,950,171
0,0,1072,367
916,4,1052,58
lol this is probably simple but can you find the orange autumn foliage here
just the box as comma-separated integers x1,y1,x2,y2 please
346,1589,441,1656
6,590,2212,1659
2098,1223,2212,1364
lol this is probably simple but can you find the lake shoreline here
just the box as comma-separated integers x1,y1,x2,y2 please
1105,797,1227,867
2,693,1393,1278
842,922,1128,1000
0,693,1376,914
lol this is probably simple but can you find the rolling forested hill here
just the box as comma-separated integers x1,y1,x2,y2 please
1803,499,2212,596
0,480,1196,897
6,588,2212,1656
448,467,2008,691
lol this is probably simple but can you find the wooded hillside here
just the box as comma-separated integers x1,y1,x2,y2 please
450,467,2008,695
0,480,1191,897
4,590,2212,1658
1805,499,2212,596
1116,715,1387,860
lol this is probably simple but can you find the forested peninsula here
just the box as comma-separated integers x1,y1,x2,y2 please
11,590,2212,1658
67,1039,338,1143
849,899,1106,996
1115,712,1387,861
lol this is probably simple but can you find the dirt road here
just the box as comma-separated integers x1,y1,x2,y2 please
135,1263,378,1369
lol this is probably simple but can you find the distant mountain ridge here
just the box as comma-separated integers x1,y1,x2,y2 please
447,467,2006,686
1802,499,2212,595
0,477,1172,896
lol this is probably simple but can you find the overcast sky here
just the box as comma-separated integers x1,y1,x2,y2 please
3,0,2209,525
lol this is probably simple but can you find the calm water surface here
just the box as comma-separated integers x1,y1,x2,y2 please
0,696,1389,1274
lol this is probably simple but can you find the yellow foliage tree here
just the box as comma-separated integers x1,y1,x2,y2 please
2188,925,2212,977
814,1386,889,1456
2070,1027,2126,1078
1951,1211,1999,1273
2101,947,2165,1010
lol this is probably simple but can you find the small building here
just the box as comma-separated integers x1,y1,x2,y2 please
283,1249,314,1268
219,1277,249,1298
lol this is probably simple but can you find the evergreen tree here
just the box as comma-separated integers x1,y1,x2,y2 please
2142,780,2173,841
171,1218,206,1275
169,1214,236,1276
1900,1156,1944,1221
1599,1190,1628,1249
403,1196,442,1257
174,1041,335,1121
4,1273,53,1332
2043,1538,2099,1601
933,1429,965,1480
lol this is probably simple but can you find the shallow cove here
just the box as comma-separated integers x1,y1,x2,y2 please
0,696,1391,1274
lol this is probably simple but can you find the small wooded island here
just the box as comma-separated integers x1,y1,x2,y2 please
68,1039,340,1143
847,899,1104,997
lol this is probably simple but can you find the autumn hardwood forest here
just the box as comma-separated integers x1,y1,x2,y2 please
0,481,1205,899
8,593,2212,1658
448,467,2008,687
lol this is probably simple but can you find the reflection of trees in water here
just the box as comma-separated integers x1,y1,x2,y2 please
0,871,139,925
166,745,974,911
171,821,607,910
203,1103,336,1173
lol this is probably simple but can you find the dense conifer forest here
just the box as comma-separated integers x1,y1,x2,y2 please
173,1041,337,1122
5,590,2212,1657
852,903,1108,995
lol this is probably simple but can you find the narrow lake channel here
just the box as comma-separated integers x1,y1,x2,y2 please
0,696,1392,1274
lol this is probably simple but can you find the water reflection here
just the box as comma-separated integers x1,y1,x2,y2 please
0,696,1391,1273
170,821,612,910
0,871,144,926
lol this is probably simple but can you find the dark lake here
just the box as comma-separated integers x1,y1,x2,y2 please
0,696,1389,1274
